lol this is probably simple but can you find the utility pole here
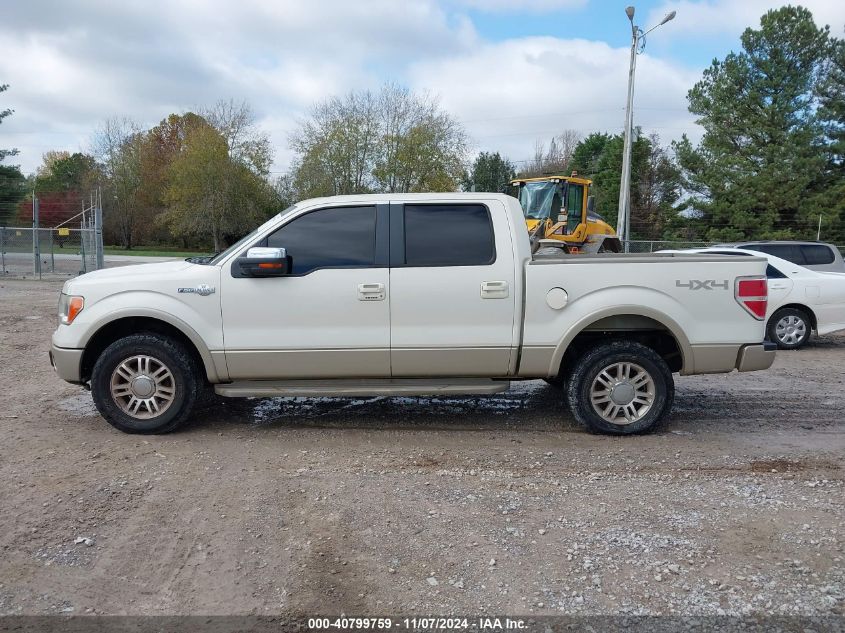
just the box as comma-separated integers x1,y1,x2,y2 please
617,6,676,251
95,187,104,270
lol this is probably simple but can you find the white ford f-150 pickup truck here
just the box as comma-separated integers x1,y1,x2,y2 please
50,193,775,435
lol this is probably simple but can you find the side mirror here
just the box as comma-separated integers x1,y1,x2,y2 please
587,196,595,214
237,247,290,277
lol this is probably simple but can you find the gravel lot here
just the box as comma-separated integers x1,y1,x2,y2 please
0,279,843,619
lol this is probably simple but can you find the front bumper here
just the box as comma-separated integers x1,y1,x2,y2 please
49,344,85,384
736,341,777,372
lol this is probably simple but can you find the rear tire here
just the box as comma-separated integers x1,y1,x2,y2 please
767,307,811,350
91,333,201,434
565,340,674,435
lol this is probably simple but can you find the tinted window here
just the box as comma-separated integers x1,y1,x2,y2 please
404,204,495,266
801,245,835,265
266,206,376,274
766,264,787,279
747,244,803,264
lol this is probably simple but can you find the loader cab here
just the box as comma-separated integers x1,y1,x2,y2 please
512,176,587,236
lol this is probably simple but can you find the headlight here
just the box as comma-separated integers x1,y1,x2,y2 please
58,293,84,325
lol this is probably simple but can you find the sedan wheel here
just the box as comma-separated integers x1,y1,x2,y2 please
774,315,806,347
767,307,812,350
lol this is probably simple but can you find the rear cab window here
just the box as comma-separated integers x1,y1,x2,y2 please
402,204,495,267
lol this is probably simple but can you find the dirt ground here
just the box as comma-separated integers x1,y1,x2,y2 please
0,278,843,618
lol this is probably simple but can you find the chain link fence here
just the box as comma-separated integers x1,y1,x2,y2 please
621,240,711,253
2,192,104,280
0,227,100,279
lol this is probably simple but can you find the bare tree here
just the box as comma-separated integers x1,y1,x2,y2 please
202,99,272,175
522,129,582,177
91,118,143,249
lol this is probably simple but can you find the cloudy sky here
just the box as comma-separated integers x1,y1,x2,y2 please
2,0,844,176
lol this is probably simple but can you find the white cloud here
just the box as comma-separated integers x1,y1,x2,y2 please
0,0,477,174
408,36,701,169
0,0,714,181
645,0,845,40
452,0,586,13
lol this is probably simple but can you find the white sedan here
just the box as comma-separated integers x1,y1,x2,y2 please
660,247,845,350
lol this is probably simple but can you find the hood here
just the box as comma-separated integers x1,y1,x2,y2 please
66,260,197,288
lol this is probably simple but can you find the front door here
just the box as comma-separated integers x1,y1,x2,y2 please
220,204,390,380
388,200,517,377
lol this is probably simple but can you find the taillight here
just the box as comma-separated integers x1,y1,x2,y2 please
735,277,767,320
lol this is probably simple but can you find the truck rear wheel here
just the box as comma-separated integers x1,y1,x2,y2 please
565,341,674,435
91,333,201,434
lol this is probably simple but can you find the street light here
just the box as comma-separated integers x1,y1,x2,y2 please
616,6,676,250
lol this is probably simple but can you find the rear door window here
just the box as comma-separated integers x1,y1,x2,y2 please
800,245,835,265
403,204,495,267
747,244,803,264
766,265,787,279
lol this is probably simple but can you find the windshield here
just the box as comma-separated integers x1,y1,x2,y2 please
206,204,298,265
518,182,563,221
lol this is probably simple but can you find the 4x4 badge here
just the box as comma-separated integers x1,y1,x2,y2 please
676,280,729,290
178,284,216,296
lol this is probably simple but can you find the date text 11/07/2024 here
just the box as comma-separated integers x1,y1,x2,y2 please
307,617,527,630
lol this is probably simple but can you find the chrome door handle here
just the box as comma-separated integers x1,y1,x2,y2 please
358,283,385,301
481,280,509,299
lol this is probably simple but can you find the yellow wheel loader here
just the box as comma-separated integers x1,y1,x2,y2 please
509,174,621,254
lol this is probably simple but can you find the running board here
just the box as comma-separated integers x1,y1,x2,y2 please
214,378,511,398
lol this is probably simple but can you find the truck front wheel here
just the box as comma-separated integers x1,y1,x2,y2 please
90,333,201,434
565,341,674,435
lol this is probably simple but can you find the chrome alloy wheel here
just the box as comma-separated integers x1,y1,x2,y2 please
775,315,807,346
110,355,176,419
589,361,655,425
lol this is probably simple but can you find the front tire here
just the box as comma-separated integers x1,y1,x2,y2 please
91,333,201,434
565,341,674,435
767,307,811,350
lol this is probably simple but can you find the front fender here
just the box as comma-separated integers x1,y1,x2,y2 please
53,290,225,382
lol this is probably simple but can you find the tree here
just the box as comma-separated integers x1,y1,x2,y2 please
203,99,272,175
289,83,468,197
35,152,98,194
0,83,18,163
520,129,581,177
92,118,143,248
163,121,275,251
462,151,515,192
136,112,208,244
632,134,682,240
291,88,383,197
0,83,25,226
568,130,682,239
816,34,845,242
0,165,25,226
570,132,612,177
674,6,834,242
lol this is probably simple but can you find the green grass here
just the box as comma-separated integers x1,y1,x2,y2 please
103,246,210,258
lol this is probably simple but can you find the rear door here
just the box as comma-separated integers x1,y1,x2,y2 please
389,200,517,376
